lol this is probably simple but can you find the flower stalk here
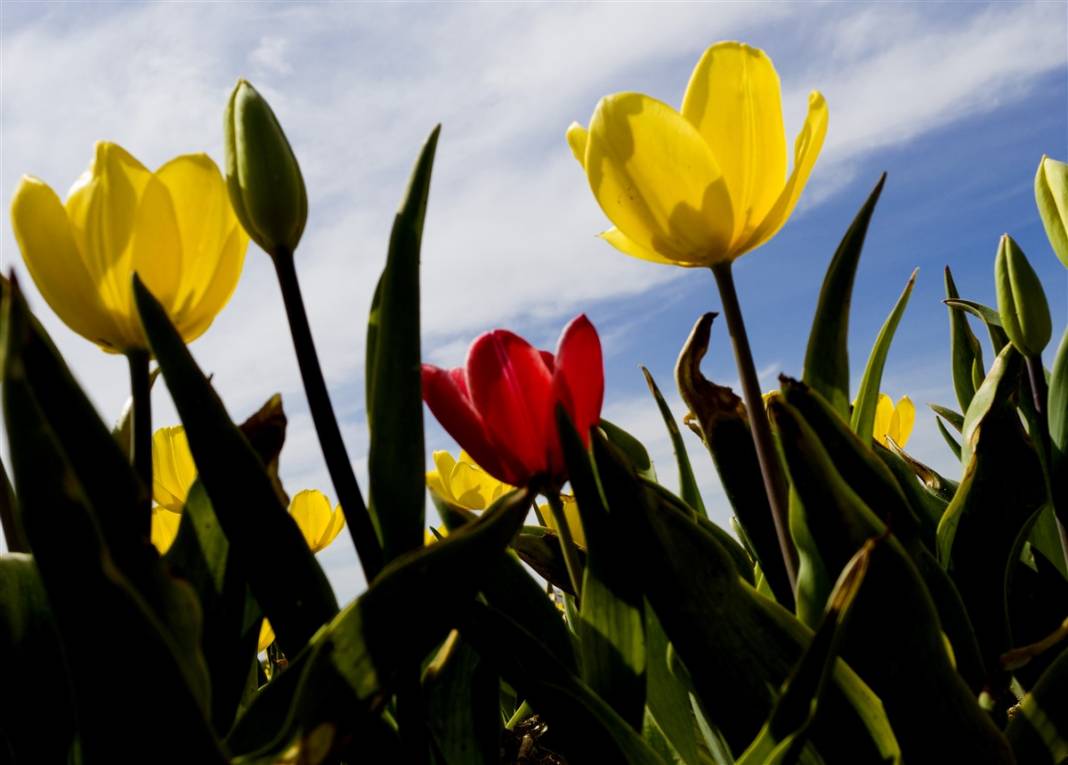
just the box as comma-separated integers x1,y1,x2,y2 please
710,261,798,590
127,348,152,538
272,246,384,581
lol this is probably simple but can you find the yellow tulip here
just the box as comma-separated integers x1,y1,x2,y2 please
426,450,584,547
873,394,915,448
10,141,249,353
150,506,182,554
539,494,585,549
288,489,347,554
426,450,512,510
152,426,197,512
567,41,828,267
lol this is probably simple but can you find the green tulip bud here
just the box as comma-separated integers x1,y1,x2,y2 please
1035,155,1068,269
995,234,1051,357
224,79,308,256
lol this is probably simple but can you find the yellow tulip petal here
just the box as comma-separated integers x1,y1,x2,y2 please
873,393,894,446
258,619,276,653
566,122,589,168
681,42,787,240
156,155,248,341
599,226,686,266
152,426,197,511
586,92,735,265
150,506,182,554
321,504,347,549
541,494,585,549
290,489,335,552
10,177,122,350
891,396,915,448
129,172,183,313
426,470,447,501
64,142,157,349
735,91,828,256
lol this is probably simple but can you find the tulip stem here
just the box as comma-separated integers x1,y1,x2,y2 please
127,349,152,538
710,262,798,591
546,492,583,604
272,247,385,582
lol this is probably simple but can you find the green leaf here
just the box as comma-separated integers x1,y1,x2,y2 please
511,525,586,597
134,274,338,656
929,403,965,432
737,539,874,765
2,354,225,762
943,298,1010,352
1048,327,1068,536
1007,634,1068,764
230,488,530,761
777,378,984,691
423,632,500,765
935,416,963,460
367,125,439,562
592,431,898,763
945,267,986,413
851,269,917,445
803,173,886,420
600,418,657,482
769,397,1014,763
642,366,706,516
644,605,701,765
559,407,646,729
0,554,76,762
461,602,667,765
0,455,26,553
675,312,793,609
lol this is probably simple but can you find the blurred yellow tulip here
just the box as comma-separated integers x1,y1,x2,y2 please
567,41,827,267
873,394,915,448
540,494,585,549
426,450,511,510
10,141,249,353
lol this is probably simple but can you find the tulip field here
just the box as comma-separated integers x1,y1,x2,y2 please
2,33,1067,765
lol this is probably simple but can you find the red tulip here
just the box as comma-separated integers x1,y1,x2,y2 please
421,314,604,489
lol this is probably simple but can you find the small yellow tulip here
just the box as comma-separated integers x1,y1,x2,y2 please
150,506,182,554
426,450,512,510
568,41,827,267
288,489,347,554
873,394,915,448
10,141,249,353
539,494,585,549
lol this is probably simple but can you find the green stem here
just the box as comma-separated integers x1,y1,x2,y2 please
710,262,798,591
272,247,384,581
546,492,583,604
127,349,152,538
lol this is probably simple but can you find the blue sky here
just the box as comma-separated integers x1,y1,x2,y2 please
1,2,1066,602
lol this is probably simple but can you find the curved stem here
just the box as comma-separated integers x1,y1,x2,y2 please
546,491,583,605
127,349,152,538
272,247,384,581
710,262,798,591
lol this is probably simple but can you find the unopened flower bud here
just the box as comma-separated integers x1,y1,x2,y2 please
1035,155,1068,269
996,234,1051,357
224,79,307,256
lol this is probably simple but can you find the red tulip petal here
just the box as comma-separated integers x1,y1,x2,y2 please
540,350,556,372
467,330,555,481
553,315,604,446
421,364,520,485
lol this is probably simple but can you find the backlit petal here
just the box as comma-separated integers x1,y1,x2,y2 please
65,142,154,348
734,91,828,256
290,489,334,551
152,426,197,511
566,122,588,168
467,330,556,481
598,227,685,266
891,396,915,448
150,507,182,554
586,92,734,265
682,42,787,241
873,393,894,446
541,494,585,548
553,315,604,445
422,365,521,485
258,620,276,653
10,176,122,350
156,155,248,340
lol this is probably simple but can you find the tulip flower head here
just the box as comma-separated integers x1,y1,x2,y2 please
567,41,827,267
10,142,249,353
873,394,915,449
421,315,604,490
